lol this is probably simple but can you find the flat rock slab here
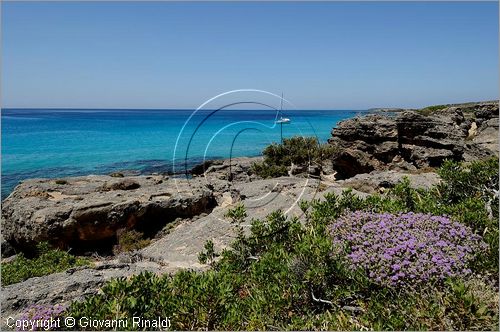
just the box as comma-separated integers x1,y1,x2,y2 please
141,176,367,267
141,177,322,266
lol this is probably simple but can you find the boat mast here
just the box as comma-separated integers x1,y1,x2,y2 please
280,92,284,144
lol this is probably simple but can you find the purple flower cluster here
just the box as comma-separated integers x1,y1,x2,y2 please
18,304,66,331
329,211,487,286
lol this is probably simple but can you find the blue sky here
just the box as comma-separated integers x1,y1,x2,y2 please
1,1,498,109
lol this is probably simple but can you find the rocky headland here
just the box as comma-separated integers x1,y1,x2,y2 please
328,101,498,178
1,101,498,323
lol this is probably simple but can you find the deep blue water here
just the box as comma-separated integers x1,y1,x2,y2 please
1,108,364,199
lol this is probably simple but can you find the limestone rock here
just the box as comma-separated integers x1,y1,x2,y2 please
1,176,216,253
328,101,499,178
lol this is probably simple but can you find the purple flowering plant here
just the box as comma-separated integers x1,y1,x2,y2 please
329,211,487,287
17,304,66,331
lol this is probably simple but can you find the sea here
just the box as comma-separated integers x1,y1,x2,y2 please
1,108,366,199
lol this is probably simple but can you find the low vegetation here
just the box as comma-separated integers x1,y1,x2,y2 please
65,157,499,330
1,242,91,286
251,136,336,178
19,304,67,330
330,211,486,286
418,104,448,115
113,229,151,254
417,101,492,115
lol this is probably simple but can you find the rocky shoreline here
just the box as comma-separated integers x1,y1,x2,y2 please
1,101,498,322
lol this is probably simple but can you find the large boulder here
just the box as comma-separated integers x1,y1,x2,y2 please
328,102,499,178
1,175,216,254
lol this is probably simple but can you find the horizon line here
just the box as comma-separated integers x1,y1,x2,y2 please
2,99,497,112
1,107,371,112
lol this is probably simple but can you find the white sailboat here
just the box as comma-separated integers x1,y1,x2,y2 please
276,117,291,124
275,93,290,143
275,93,291,124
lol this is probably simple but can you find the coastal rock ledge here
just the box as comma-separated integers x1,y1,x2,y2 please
328,101,499,178
1,176,216,253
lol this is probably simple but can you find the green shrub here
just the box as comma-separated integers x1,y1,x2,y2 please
198,240,219,265
262,136,336,166
251,161,288,178
1,243,91,286
436,158,499,272
437,158,498,204
252,136,336,178
224,203,247,224
113,229,150,254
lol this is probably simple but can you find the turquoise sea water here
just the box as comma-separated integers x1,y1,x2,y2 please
1,108,365,198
